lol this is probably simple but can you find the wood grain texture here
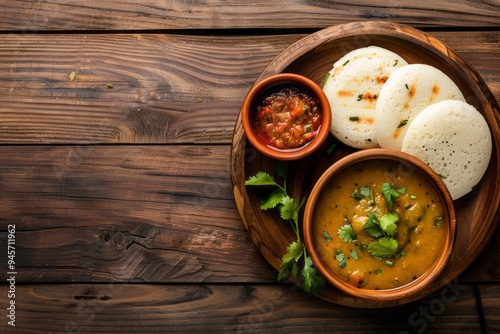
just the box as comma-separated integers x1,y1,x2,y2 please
0,33,291,144
480,285,500,333
0,145,275,283
0,0,498,31
460,224,500,282
0,283,485,333
0,144,497,284
231,21,500,307
0,31,498,144
0,0,496,330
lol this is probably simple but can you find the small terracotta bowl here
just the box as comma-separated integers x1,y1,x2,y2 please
241,73,331,160
303,149,457,301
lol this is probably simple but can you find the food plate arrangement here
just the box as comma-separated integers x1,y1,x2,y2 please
230,21,500,307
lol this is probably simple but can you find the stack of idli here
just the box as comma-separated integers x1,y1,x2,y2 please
323,46,492,200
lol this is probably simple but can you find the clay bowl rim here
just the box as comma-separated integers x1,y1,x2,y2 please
303,148,457,301
241,73,332,161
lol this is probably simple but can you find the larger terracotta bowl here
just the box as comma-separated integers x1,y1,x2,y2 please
303,148,457,301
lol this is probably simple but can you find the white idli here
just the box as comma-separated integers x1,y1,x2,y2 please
375,64,465,150
401,100,492,200
323,46,408,149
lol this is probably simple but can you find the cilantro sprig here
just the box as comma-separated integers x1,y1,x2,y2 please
364,212,398,239
362,183,405,259
245,163,326,294
381,182,406,211
367,237,398,258
335,251,347,268
334,182,407,268
337,224,357,243
351,185,374,205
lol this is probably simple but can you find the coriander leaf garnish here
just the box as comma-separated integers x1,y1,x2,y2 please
351,190,364,200
351,186,374,205
245,172,281,187
338,224,357,242
364,212,384,238
246,166,325,294
358,242,368,251
280,241,304,267
364,210,398,240
280,196,305,229
322,231,332,242
279,259,299,280
349,116,360,121
335,251,347,268
360,184,404,261
381,182,405,211
323,72,331,85
398,119,408,128
379,212,398,237
326,142,338,156
260,188,287,210
367,237,398,258
360,186,372,198
350,249,359,260
302,256,326,294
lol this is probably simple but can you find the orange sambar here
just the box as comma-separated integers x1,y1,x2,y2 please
312,159,446,290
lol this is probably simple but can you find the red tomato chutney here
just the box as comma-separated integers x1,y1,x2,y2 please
252,86,322,150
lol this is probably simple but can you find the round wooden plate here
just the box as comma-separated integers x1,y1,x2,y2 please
230,21,500,307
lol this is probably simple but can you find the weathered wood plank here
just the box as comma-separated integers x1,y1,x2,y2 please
0,145,276,283
0,32,498,144
480,285,500,333
0,145,497,284
0,1,498,31
0,283,483,333
460,223,500,282
0,33,292,144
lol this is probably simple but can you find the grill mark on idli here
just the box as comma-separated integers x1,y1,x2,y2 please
375,64,465,150
323,46,408,149
401,100,492,200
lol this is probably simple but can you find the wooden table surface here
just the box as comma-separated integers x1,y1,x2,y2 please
0,1,499,333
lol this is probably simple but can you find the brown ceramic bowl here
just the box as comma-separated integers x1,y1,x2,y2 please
241,73,331,160
303,148,457,301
